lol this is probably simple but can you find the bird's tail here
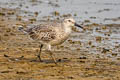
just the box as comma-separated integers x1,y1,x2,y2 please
18,25,28,34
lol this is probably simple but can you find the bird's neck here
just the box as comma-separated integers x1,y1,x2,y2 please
63,23,72,34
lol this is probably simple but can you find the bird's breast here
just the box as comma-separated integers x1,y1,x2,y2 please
50,30,71,46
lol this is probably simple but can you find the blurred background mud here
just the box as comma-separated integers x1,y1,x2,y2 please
0,0,120,80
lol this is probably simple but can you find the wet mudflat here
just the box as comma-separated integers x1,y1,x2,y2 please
0,0,120,80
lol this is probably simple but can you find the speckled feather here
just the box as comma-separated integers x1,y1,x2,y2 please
25,22,68,45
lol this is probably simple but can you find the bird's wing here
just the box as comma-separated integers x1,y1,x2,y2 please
28,25,57,42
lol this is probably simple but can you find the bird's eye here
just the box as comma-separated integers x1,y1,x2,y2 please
68,20,71,22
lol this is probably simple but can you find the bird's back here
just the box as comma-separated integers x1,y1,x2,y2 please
25,22,64,44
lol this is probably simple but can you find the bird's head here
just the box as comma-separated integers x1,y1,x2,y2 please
63,18,83,29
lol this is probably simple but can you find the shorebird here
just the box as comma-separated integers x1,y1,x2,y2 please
18,18,83,64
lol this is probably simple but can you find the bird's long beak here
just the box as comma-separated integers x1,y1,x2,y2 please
74,23,83,29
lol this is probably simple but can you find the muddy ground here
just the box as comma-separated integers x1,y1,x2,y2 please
0,1,120,80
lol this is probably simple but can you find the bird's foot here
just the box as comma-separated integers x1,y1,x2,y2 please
37,55,43,62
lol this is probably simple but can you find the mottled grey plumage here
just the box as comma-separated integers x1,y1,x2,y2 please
18,18,83,64
26,23,61,44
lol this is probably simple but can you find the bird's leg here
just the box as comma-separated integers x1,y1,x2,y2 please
47,45,57,65
37,44,43,62
49,51,57,65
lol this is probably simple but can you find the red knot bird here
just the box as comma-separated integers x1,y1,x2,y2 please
18,18,84,64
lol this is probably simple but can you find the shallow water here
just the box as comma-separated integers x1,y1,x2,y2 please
0,0,120,24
